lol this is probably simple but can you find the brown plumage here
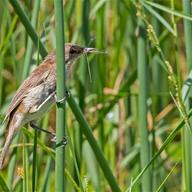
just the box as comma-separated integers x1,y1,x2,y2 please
0,43,96,169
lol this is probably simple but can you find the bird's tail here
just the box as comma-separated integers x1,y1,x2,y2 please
0,119,19,169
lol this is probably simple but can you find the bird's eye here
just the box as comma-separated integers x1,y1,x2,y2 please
70,47,82,54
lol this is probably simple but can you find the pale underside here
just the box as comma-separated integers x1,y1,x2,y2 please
4,54,56,126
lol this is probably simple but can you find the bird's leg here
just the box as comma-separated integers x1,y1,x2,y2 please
29,122,67,148
55,90,70,104
30,122,55,137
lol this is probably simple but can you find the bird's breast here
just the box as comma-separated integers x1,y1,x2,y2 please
22,83,56,123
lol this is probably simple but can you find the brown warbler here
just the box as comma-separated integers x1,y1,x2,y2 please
0,43,96,169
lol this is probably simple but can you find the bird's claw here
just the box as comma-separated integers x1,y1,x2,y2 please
56,90,70,104
51,136,68,148
51,135,57,142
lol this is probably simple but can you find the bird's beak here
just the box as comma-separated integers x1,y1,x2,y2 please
83,47,97,54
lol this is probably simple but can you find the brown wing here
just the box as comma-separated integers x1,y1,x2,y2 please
4,53,56,121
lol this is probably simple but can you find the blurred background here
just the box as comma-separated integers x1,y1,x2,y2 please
0,0,192,191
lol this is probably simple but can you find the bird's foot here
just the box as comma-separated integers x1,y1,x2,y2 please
30,122,67,148
56,90,70,104
51,136,68,148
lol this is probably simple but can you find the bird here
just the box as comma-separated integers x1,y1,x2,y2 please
0,43,96,169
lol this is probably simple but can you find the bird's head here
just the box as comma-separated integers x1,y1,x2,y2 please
65,43,96,64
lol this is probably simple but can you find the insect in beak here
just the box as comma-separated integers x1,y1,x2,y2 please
83,47,108,54
83,47,97,54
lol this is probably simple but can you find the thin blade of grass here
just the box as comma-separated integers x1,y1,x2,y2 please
155,162,179,192
145,1,192,21
142,2,176,36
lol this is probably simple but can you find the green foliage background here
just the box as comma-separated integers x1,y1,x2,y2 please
0,0,192,192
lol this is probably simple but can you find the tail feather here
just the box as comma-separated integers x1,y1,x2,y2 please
0,99,26,169
0,129,16,169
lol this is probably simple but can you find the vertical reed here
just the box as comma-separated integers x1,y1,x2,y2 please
137,6,152,191
182,0,192,191
54,0,66,191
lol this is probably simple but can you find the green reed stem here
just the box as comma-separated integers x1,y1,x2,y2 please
32,31,41,192
182,0,192,191
137,11,152,192
54,0,66,191
23,137,29,192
